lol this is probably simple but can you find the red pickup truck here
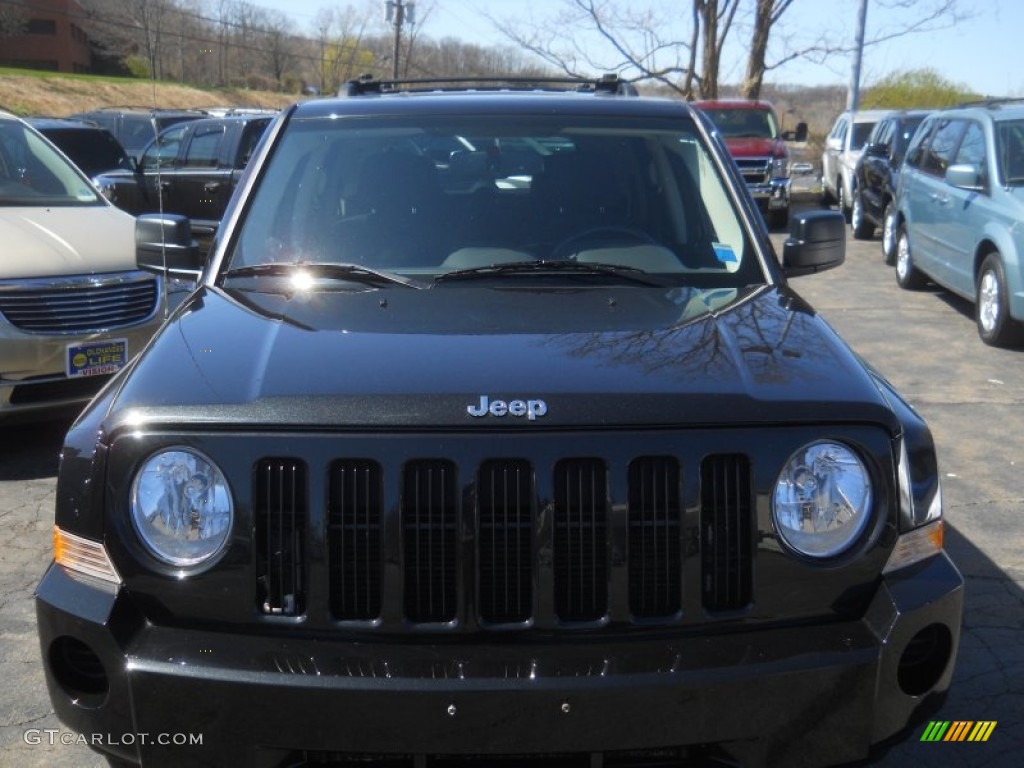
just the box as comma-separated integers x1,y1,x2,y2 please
695,100,806,229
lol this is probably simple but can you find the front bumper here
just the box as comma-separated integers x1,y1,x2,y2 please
747,177,791,211
36,554,962,768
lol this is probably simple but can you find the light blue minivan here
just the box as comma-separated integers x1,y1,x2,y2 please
893,101,1024,346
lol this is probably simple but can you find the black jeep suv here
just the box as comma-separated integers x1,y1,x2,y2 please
37,76,961,768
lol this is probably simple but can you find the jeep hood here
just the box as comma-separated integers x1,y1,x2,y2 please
0,206,136,279
105,283,898,431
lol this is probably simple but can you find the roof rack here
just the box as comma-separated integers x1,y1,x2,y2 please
956,97,1024,109
340,73,639,98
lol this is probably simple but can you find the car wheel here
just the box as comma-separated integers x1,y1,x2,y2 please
976,253,1024,347
882,203,898,265
895,224,926,290
838,180,852,223
851,190,874,239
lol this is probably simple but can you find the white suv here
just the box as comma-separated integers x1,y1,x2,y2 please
0,111,167,419
822,109,889,221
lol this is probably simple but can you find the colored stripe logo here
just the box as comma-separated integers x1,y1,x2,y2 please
921,721,997,742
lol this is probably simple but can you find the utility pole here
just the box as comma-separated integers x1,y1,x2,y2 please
847,0,868,111
384,1,415,79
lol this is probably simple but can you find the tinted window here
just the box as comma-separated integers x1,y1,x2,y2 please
921,120,965,177
954,122,986,167
183,125,225,168
850,121,877,150
41,128,132,175
701,108,777,139
905,118,936,169
120,116,161,153
996,119,1024,184
140,125,187,171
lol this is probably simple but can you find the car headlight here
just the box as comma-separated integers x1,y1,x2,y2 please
130,448,233,567
771,156,790,179
772,441,873,558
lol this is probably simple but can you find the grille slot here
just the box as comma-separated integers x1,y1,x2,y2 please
700,454,754,611
553,458,608,622
255,459,306,617
477,460,533,624
0,275,157,333
628,457,682,618
328,461,382,621
403,460,458,623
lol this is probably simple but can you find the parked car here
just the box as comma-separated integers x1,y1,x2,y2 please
91,113,275,244
851,110,932,259
26,117,134,179
893,101,1024,346
36,76,961,768
0,111,168,419
694,99,807,229
822,109,889,220
69,106,207,163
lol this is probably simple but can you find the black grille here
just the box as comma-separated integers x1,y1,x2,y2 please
403,460,458,623
0,275,158,333
700,454,754,611
477,460,533,624
553,458,608,622
255,459,306,616
628,457,682,619
328,461,382,621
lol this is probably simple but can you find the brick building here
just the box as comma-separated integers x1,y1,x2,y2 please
0,0,91,74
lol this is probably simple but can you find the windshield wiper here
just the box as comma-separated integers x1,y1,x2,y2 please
224,262,422,289
434,259,664,286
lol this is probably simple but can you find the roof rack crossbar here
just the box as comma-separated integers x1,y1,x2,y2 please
341,74,638,97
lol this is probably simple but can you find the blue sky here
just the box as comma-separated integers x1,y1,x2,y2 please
254,0,1023,97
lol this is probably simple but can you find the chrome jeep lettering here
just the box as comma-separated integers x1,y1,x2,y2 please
467,396,548,420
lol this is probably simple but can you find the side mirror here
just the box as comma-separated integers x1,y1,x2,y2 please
864,142,888,158
825,136,842,151
136,214,204,277
946,163,985,192
782,210,846,277
782,121,809,142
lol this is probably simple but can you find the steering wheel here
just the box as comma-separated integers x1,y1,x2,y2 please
551,225,657,259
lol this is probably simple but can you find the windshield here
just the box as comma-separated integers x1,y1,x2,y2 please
997,119,1024,185
700,108,777,140
0,121,103,206
227,112,760,288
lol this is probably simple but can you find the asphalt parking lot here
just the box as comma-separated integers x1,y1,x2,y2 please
1,204,1022,767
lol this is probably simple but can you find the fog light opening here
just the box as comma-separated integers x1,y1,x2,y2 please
49,636,109,706
897,624,953,697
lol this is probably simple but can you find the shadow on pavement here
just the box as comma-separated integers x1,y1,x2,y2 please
0,416,73,481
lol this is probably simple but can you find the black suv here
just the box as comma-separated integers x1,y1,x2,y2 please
36,76,961,768
68,106,207,163
90,113,274,245
25,117,134,178
851,110,931,260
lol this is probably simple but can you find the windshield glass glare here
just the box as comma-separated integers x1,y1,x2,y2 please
228,113,759,286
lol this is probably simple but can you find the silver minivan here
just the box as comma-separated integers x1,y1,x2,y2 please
822,109,890,221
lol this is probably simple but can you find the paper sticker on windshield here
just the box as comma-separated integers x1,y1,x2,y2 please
713,243,737,263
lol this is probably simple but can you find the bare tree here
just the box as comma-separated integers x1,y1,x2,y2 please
486,0,966,101
0,0,27,37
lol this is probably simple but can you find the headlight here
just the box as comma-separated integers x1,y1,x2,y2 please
130,448,233,567
771,157,790,179
772,441,873,558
